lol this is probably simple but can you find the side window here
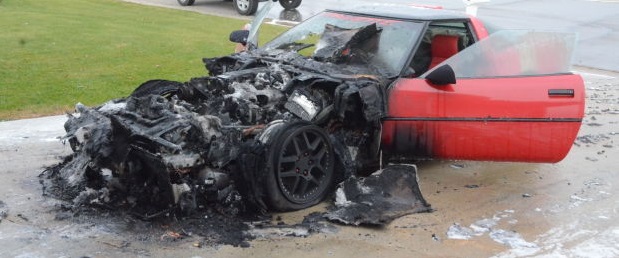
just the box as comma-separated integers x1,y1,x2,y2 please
408,20,476,77
421,30,577,78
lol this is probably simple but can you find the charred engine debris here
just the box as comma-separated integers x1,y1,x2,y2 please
40,22,429,228
41,50,386,217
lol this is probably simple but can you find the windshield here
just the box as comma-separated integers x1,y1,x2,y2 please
262,11,425,77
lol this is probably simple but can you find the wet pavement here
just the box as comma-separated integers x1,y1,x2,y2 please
0,70,617,257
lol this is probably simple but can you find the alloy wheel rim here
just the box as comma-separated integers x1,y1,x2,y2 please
276,128,332,204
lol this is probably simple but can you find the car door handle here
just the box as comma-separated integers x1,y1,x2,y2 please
548,89,574,97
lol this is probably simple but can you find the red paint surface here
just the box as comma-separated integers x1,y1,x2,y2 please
468,16,489,40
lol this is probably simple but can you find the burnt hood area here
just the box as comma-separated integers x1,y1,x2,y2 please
40,50,429,246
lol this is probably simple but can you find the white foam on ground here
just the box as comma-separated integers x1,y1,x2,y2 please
447,223,479,240
334,188,352,207
0,115,67,144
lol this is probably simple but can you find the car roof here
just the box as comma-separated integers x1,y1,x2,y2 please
328,4,470,21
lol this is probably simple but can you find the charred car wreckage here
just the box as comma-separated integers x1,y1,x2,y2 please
41,3,585,226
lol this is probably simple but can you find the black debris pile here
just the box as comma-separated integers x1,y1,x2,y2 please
168,209,258,247
325,164,431,226
248,212,338,238
50,204,259,248
39,95,248,219
576,134,611,145
0,200,7,223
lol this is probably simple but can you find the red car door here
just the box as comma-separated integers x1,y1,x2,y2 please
381,31,585,163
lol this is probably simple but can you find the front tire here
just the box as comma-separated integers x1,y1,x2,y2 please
233,0,258,15
263,122,335,211
177,0,196,6
279,0,301,10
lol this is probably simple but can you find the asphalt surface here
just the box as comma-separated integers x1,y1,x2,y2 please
1,1,619,257
123,0,619,72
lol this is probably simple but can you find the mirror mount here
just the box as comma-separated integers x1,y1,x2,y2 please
425,64,456,85
229,30,250,45
402,67,416,78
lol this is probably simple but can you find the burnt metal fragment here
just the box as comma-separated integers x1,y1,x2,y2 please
313,23,382,63
325,164,431,226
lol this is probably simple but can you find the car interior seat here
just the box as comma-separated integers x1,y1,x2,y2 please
429,34,460,69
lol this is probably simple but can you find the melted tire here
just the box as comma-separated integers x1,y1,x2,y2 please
177,0,195,6
279,0,301,9
131,80,182,98
262,122,335,211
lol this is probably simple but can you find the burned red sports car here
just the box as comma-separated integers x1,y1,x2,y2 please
42,3,585,218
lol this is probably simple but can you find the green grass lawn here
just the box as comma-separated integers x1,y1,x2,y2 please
0,0,282,120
